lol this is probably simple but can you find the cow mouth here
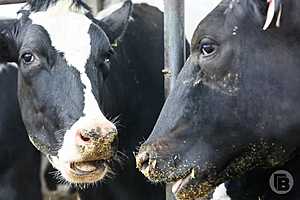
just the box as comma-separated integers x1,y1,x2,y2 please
69,160,106,176
167,168,217,200
171,169,196,194
48,156,109,183
163,141,288,200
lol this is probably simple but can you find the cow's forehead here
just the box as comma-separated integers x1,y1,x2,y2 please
29,11,92,73
28,9,107,117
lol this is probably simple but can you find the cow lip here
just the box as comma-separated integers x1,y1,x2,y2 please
171,168,197,194
69,160,106,176
47,155,110,183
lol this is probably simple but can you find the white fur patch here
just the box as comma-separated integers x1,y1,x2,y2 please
29,2,111,162
212,184,231,200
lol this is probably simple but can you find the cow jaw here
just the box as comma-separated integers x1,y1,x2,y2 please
137,139,288,200
171,169,215,200
48,156,109,183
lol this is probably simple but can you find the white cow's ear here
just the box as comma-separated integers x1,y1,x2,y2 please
95,1,133,44
0,19,18,63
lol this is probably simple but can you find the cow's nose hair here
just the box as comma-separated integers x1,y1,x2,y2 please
136,151,150,171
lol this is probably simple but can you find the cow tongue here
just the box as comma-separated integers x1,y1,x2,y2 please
73,161,97,172
172,179,183,193
172,169,196,194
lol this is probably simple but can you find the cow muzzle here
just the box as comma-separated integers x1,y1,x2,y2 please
50,117,118,184
136,143,218,200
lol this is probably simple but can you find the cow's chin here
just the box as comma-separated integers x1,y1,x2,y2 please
169,168,220,200
48,156,109,184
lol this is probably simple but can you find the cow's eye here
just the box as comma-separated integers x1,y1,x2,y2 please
198,38,218,57
201,44,216,55
21,52,35,64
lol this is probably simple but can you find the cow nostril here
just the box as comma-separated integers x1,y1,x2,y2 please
80,133,91,142
75,131,92,145
137,152,150,171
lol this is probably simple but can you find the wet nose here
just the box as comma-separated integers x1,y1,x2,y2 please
136,150,151,171
76,126,117,145
75,126,118,146
135,145,160,178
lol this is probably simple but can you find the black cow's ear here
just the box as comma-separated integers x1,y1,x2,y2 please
0,20,18,63
95,1,133,44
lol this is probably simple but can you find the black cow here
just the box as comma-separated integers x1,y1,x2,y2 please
0,62,42,200
136,0,300,200
0,0,165,199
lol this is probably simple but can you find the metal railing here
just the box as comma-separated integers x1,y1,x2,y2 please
164,0,186,199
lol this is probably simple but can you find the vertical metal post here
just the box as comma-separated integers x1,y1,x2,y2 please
163,0,185,98
164,0,186,199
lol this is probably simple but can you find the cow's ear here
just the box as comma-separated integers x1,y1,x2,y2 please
0,20,18,63
95,1,133,44
251,0,283,30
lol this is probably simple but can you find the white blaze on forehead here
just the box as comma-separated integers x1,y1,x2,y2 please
29,3,114,162
29,5,104,118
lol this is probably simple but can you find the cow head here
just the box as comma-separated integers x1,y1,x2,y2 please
136,0,300,199
0,0,132,184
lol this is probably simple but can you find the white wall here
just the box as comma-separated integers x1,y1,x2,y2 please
185,0,221,41
0,3,24,19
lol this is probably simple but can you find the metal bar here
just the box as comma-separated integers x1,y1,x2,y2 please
0,0,26,5
163,0,185,98
164,0,185,199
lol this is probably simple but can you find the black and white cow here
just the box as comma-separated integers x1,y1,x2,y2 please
0,0,165,199
136,0,300,200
